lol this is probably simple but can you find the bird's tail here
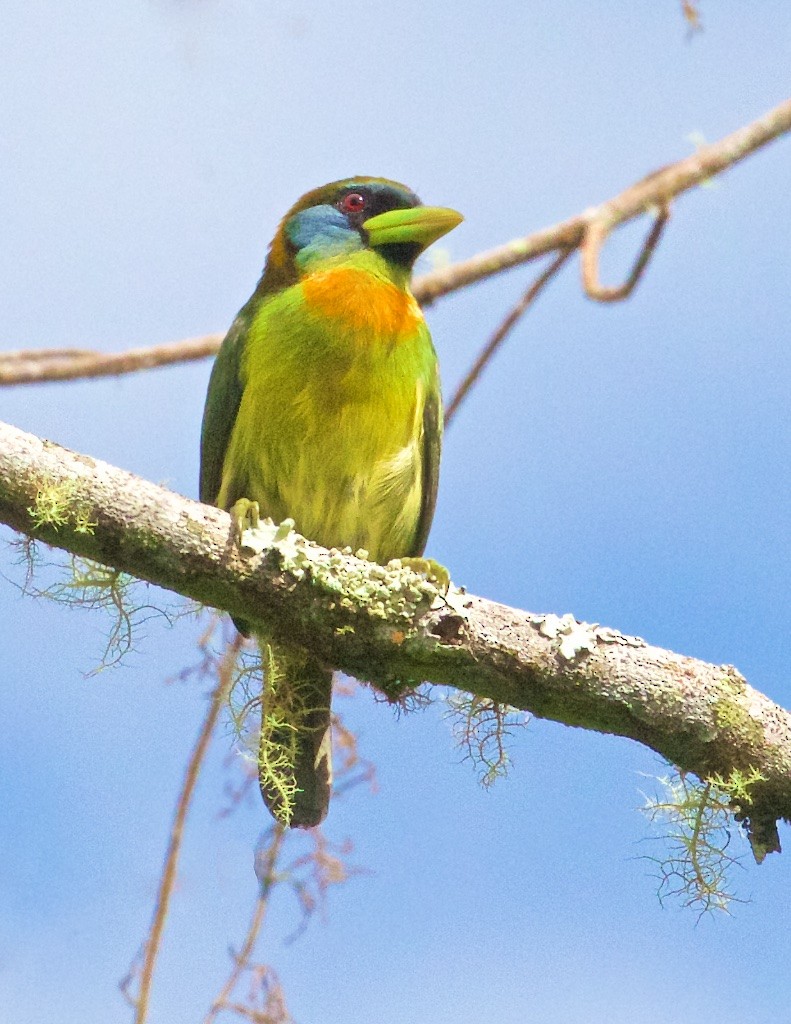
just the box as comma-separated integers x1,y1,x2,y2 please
255,636,333,828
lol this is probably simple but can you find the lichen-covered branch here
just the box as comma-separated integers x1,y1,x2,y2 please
2,96,790,387
0,417,788,858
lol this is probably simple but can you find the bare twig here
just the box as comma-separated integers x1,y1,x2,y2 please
132,633,244,1024
204,686,373,1020
444,248,573,425
0,334,222,386
1,347,97,362
581,203,670,302
417,96,791,303
2,97,789,387
204,825,287,1024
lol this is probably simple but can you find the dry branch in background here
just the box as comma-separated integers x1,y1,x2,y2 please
418,95,791,303
203,825,287,1024
580,202,670,303
0,418,788,861
0,334,223,386
2,96,790,387
128,633,244,1024
444,247,573,424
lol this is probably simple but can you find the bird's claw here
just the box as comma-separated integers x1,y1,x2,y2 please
230,497,260,545
398,557,451,595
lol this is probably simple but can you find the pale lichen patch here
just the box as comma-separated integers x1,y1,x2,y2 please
534,613,599,661
532,613,646,661
238,518,442,622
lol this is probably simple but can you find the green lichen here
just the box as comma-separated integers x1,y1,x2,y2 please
239,518,442,623
227,646,289,803
28,477,96,534
714,697,764,748
19,553,161,672
120,524,168,557
228,637,334,828
720,665,747,695
73,506,98,535
446,694,529,787
11,538,180,673
184,515,205,537
256,642,301,827
707,766,766,813
641,768,749,916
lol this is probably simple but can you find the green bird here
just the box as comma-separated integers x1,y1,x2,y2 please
200,177,462,828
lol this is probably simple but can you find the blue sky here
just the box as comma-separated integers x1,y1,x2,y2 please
1,2,790,1021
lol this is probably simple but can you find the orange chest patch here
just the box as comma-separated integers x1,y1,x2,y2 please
302,268,422,339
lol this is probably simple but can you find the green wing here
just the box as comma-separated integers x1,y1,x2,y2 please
199,301,255,506
410,368,443,557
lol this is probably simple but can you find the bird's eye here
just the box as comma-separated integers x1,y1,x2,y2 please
339,192,366,214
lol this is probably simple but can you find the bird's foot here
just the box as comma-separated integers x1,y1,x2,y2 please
230,497,260,545
397,557,451,595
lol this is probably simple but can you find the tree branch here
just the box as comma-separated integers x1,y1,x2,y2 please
418,95,791,303
0,334,224,386
2,96,790,387
580,202,670,302
444,247,573,425
3,415,786,856
133,633,243,1024
0,419,787,859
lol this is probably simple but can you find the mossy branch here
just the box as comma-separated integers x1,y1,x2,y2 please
0,417,789,860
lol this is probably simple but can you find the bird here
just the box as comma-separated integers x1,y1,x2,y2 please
200,177,462,828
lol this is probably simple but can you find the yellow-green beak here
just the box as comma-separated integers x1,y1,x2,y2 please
364,205,463,251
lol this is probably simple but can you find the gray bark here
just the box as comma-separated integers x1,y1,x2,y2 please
0,418,787,859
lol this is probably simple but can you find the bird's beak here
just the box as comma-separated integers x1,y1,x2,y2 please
364,206,463,251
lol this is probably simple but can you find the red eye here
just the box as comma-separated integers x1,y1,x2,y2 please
340,192,366,214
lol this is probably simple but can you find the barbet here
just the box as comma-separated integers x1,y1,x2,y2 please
200,177,462,827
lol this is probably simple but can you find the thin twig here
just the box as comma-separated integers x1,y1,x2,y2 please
417,95,791,303
204,825,287,1024
1,97,789,387
444,248,573,426
133,633,244,1024
1,347,97,362
0,334,222,386
581,204,670,302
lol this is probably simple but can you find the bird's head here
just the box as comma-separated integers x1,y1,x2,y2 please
258,177,463,292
